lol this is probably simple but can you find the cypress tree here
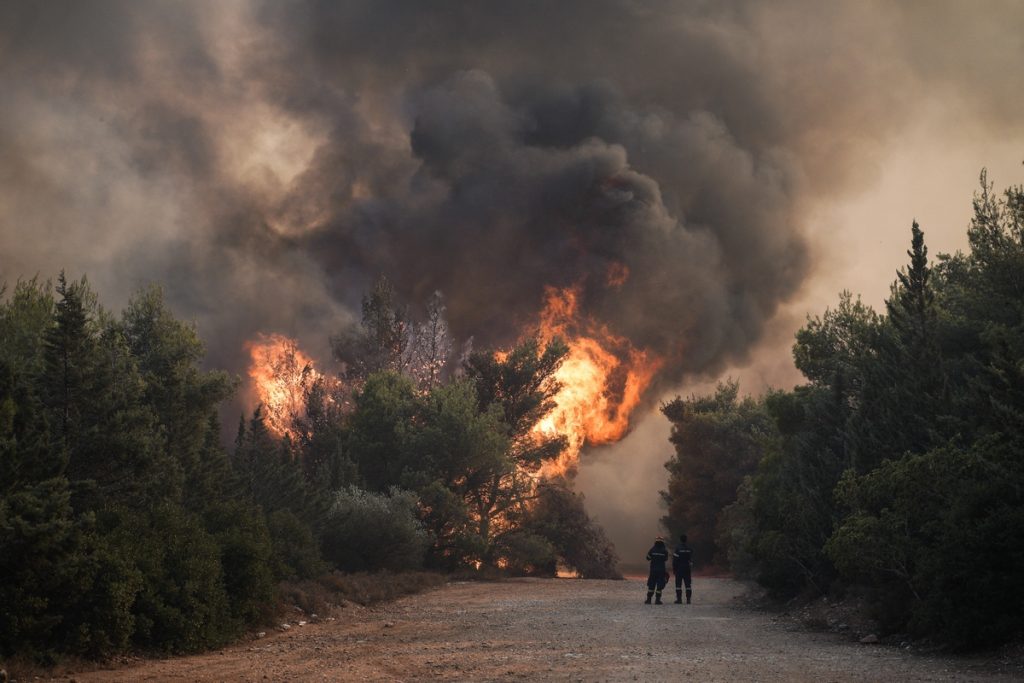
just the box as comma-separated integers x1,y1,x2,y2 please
850,222,948,471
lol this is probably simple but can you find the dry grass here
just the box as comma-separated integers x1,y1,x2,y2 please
276,570,448,619
1,654,113,682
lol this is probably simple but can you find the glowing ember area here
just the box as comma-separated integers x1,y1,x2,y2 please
605,262,630,288
246,333,330,437
533,287,662,476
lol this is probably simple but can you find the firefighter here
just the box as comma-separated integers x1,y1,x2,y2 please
644,536,670,604
672,534,693,604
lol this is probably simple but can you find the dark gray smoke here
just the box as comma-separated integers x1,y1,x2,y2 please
1,0,1022,407
301,69,806,378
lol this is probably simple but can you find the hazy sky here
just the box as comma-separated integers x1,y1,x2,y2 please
2,1,1022,564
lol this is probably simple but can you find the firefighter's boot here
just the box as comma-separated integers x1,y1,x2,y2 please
644,590,653,604
654,591,663,605
686,589,692,604
674,589,683,604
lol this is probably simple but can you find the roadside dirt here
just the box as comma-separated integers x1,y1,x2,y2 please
55,577,1021,682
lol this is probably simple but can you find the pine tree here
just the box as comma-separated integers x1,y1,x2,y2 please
233,408,327,529
343,371,419,492
293,375,355,489
849,222,948,471
42,273,95,445
661,381,774,566
332,275,410,383
462,337,569,558
121,285,235,511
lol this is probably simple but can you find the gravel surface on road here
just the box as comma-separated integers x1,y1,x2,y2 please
62,577,1019,682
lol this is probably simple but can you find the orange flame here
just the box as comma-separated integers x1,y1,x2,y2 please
245,286,660,471
605,261,630,289
246,333,329,437
532,286,662,476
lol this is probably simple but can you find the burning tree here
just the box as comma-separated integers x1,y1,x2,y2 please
526,286,662,477
246,333,341,439
460,337,569,558
244,281,626,576
464,336,570,472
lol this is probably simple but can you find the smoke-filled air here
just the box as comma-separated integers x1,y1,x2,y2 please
3,2,1024,668
5,3,1015,428
3,1,820,445
4,0,1024,554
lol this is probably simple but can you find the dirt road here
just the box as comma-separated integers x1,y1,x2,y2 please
63,577,1018,682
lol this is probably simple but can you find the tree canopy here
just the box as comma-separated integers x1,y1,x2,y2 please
0,272,620,663
699,171,1024,648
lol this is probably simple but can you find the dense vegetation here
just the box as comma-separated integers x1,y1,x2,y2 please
0,275,617,663
662,172,1024,648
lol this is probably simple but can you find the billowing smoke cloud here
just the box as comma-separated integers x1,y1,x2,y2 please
297,68,806,381
1,2,1021,450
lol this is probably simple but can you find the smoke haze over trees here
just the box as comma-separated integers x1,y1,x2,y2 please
3,1,1022,404
3,0,1024,659
665,172,1024,648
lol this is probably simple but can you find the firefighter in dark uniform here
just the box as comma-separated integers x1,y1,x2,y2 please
672,534,693,604
644,536,670,604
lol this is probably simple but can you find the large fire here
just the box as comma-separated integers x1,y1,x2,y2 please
246,333,331,437
245,286,661,471
532,286,662,476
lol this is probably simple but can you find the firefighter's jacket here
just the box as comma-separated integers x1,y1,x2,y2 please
646,541,669,574
673,543,693,574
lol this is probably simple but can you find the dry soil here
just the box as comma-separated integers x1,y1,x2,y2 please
57,577,1020,682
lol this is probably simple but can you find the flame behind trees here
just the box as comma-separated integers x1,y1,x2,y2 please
530,286,663,476
246,278,457,447
464,337,571,472
247,277,454,440
250,278,659,475
246,333,342,439
244,277,621,574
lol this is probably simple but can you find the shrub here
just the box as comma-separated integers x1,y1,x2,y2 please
321,487,429,572
313,570,446,606
203,500,276,624
116,505,234,652
266,508,326,581
0,478,140,662
827,442,1024,646
492,530,556,575
525,480,621,579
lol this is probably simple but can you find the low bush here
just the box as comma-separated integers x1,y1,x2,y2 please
493,530,556,575
203,500,276,625
321,487,429,572
267,508,326,581
117,505,235,653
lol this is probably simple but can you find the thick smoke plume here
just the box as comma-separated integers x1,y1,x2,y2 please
2,2,1022,463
